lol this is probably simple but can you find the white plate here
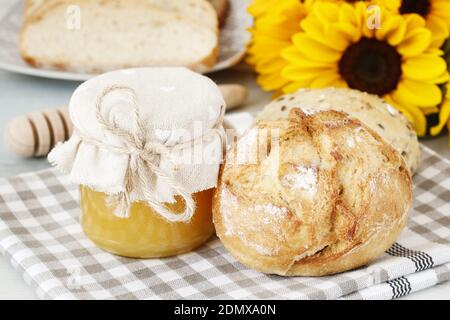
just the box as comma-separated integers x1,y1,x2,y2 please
0,0,252,81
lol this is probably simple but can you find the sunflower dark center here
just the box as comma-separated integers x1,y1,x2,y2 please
338,38,402,96
399,0,431,17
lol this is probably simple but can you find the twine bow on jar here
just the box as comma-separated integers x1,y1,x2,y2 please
76,85,223,222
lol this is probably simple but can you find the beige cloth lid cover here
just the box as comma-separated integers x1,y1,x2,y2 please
48,67,225,219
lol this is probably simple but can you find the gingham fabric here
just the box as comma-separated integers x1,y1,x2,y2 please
0,145,449,300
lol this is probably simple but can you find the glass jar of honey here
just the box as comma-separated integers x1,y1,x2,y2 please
80,186,214,258
48,67,225,259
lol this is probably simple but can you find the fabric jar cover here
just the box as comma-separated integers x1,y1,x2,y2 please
48,67,226,219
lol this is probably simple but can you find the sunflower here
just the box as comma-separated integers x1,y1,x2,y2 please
377,0,450,48
246,0,309,92
246,0,366,93
281,1,449,136
247,0,279,19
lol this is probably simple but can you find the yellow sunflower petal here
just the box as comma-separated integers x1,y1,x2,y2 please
397,28,431,57
428,71,450,84
257,72,290,91
335,21,362,43
282,47,334,69
301,18,350,51
426,15,449,48
402,54,447,81
252,25,294,41
378,0,401,12
292,33,342,63
426,47,445,56
248,39,288,53
376,15,406,46
336,3,363,42
430,38,446,51
404,14,426,30
300,18,330,48
353,2,367,29
255,57,286,74
339,3,357,26
431,100,450,136
309,71,342,88
281,65,328,82
421,106,440,115
312,2,340,24
323,24,352,51
334,79,348,88
248,0,278,18
394,79,442,108
433,1,450,27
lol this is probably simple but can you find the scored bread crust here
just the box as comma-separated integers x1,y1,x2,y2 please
20,0,219,73
213,109,412,276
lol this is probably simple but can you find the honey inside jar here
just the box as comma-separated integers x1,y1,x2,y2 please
80,186,215,258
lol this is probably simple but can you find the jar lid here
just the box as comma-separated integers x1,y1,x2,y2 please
49,67,225,221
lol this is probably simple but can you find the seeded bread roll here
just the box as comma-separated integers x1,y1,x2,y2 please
20,0,219,73
256,88,421,174
213,109,412,276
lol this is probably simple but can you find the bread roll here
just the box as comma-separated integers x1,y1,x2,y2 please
20,0,218,73
213,109,412,276
256,88,421,174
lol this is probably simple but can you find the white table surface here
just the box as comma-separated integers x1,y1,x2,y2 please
0,0,449,300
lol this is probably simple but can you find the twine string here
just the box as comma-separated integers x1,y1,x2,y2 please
76,84,223,222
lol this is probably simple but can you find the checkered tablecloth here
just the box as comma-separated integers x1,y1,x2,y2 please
0,145,449,300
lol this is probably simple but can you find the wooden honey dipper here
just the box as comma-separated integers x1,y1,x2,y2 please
4,84,248,157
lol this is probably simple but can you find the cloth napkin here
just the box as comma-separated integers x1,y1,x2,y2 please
0,113,449,299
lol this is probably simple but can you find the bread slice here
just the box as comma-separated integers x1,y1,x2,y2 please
20,0,218,73
24,0,219,30
146,0,218,31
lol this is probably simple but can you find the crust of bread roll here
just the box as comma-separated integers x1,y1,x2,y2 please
213,109,412,276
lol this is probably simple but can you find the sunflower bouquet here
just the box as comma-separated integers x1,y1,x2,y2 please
246,0,450,142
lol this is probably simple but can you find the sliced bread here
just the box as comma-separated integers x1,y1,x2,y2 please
20,0,218,73
145,0,218,31
23,0,219,30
